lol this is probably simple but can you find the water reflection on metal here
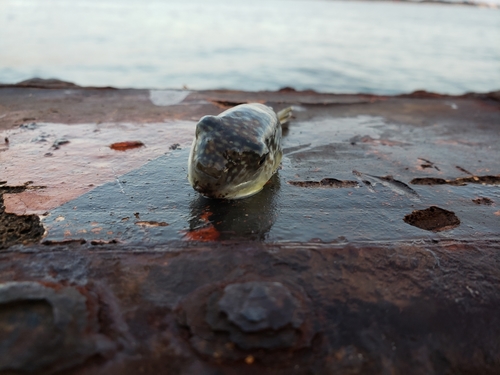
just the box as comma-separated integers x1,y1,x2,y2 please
41,114,500,246
186,174,280,242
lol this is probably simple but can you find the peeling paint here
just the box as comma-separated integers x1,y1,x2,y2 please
0,121,194,214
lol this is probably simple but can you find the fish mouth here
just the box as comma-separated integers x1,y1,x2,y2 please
193,168,239,189
190,173,229,199
191,166,225,191
194,163,223,181
191,168,261,199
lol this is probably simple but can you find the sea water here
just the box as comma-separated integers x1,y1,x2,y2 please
0,0,499,94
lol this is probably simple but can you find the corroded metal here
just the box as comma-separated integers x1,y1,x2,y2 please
0,79,499,374
0,184,44,249
0,280,130,373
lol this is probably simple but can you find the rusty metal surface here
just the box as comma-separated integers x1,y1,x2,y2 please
1,80,500,374
2,242,500,375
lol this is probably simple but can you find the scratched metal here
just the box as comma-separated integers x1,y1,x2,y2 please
42,115,500,245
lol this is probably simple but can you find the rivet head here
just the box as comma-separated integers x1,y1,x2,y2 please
217,281,302,332
177,279,316,361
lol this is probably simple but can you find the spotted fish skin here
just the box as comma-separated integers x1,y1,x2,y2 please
188,103,283,199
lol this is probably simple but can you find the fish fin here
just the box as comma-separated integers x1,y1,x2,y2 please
277,107,293,125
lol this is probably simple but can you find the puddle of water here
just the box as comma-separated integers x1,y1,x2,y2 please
41,116,500,245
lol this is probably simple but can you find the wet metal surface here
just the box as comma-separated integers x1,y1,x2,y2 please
36,114,500,245
1,81,500,374
1,120,194,214
1,242,500,374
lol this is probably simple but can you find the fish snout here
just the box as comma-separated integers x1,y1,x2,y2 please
195,161,223,180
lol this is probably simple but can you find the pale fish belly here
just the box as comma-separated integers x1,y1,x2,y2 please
187,103,284,199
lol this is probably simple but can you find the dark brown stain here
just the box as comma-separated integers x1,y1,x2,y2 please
42,239,86,246
411,177,449,185
411,175,500,186
403,206,460,232
90,239,120,245
472,197,494,205
288,178,358,188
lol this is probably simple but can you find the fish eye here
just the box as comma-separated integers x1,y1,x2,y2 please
258,153,268,166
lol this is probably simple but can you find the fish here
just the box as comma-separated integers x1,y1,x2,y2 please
188,103,292,199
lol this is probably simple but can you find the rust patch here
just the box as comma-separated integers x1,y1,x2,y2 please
411,175,500,186
288,178,358,188
184,209,220,242
183,226,220,242
110,141,145,151
403,206,460,232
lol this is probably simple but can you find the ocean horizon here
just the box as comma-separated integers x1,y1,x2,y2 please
1,0,499,94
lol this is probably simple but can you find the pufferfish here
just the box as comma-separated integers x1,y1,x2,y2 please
188,103,292,199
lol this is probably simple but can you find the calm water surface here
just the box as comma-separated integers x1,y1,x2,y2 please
0,0,499,94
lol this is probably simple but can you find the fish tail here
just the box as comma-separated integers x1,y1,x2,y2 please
277,107,293,125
